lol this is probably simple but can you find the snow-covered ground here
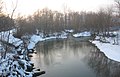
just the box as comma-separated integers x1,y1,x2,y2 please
91,30,120,62
73,31,91,37
0,29,35,77
65,29,74,33
28,31,68,49
0,53,33,77
0,29,23,47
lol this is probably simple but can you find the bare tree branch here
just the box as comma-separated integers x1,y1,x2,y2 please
11,0,18,19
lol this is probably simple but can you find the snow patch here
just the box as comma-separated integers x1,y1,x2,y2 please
92,41,120,62
65,29,74,33
73,31,91,37
0,29,23,47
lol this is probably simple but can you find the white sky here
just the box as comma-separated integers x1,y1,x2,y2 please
3,0,114,16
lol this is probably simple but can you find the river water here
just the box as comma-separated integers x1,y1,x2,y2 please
31,38,120,77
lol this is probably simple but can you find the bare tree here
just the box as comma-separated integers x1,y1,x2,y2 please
0,0,18,59
115,0,120,17
105,6,113,33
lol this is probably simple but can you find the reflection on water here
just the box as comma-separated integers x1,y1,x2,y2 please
31,39,120,77
88,46,120,77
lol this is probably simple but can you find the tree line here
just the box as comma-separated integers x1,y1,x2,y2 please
15,7,119,38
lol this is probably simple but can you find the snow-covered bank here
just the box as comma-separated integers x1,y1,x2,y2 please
65,29,74,33
92,41,120,62
0,29,45,77
91,31,120,62
0,29,23,47
0,53,33,77
28,31,68,49
73,31,91,38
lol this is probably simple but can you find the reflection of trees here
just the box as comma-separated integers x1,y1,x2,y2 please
35,40,64,66
88,46,120,77
36,40,64,54
35,39,87,66
35,39,92,66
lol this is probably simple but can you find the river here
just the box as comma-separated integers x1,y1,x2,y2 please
31,38,120,77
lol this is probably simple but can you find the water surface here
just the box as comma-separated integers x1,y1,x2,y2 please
31,39,120,77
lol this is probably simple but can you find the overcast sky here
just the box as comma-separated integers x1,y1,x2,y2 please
3,0,115,16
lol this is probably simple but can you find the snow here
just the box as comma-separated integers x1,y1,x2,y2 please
92,30,120,62
92,41,120,62
0,53,30,77
28,31,68,49
73,31,91,37
0,29,34,77
0,29,23,47
27,35,54,49
57,31,68,39
28,35,44,49
65,29,74,33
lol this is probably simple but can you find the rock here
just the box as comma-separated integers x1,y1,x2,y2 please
28,49,35,53
26,65,33,72
34,69,40,71
33,71,45,77
34,52,37,54
13,55,20,59
17,51,23,55
25,72,30,75
15,46,19,49
28,54,33,57
36,69,40,71
18,60,25,69
30,62,34,67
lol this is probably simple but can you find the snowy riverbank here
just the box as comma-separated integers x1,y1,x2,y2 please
0,29,45,77
28,31,68,49
73,31,91,37
91,31,120,62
